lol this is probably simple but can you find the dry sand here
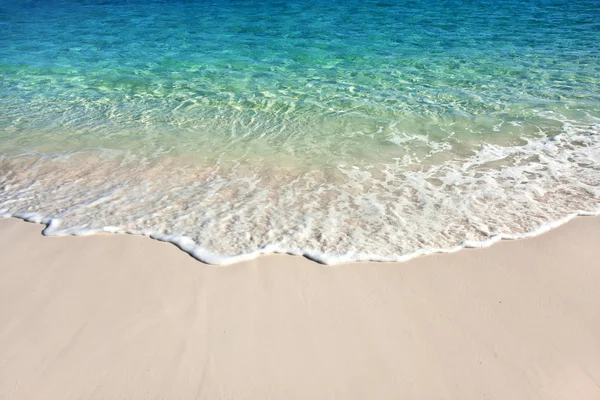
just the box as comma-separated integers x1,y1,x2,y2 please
0,216,599,399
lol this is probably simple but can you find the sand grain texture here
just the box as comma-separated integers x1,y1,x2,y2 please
1,217,600,399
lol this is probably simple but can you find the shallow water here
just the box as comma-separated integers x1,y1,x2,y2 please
1,0,599,263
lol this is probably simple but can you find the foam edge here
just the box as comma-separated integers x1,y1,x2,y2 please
1,207,599,266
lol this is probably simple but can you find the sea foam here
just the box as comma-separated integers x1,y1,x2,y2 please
1,119,598,265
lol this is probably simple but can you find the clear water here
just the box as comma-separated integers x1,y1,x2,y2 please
1,0,599,263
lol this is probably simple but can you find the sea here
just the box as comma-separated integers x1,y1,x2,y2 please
1,0,599,264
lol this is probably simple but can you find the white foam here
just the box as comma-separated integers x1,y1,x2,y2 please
1,117,599,265
3,208,599,266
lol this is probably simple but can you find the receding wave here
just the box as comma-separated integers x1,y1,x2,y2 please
1,116,598,264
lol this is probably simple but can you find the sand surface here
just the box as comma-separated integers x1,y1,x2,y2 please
1,217,600,399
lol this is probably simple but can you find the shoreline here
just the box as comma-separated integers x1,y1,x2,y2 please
2,125,599,266
3,205,600,265
1,215,600,399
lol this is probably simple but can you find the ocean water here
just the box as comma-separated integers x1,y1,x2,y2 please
1,0,599,263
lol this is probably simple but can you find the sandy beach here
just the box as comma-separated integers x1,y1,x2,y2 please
2,0,600,398
0,217,599,399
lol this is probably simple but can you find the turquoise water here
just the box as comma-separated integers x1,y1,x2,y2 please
1,0,599,263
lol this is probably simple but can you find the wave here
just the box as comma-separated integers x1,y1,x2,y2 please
2,208,600,265
1,117,598,265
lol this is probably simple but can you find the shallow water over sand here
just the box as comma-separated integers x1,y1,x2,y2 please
1,0,599,263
